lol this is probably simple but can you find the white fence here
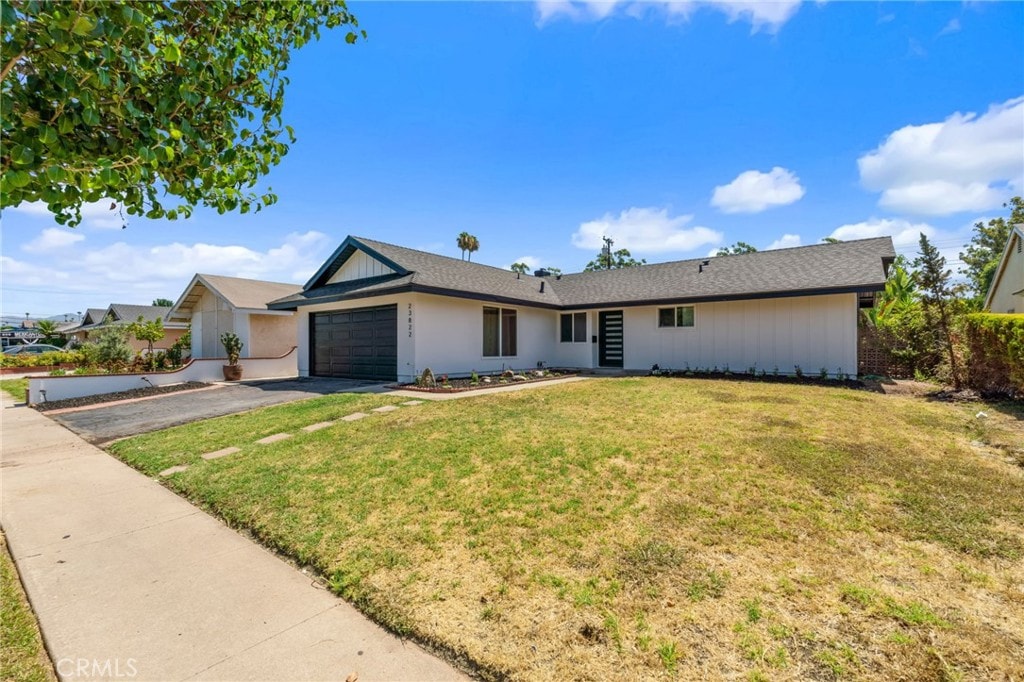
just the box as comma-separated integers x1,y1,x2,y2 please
27,348,297,404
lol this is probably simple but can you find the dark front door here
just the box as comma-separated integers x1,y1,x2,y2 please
311,304,398,381
599,310,624,368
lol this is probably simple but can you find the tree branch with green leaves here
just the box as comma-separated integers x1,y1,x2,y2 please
1,1,365,227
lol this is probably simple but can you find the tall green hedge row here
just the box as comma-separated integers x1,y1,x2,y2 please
963,313,1024,396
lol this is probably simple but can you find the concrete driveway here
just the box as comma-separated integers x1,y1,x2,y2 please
50,377,387,443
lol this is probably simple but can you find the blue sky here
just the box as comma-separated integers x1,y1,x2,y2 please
3,0,1023,317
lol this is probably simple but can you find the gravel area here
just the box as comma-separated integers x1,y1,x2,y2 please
33,382,210,412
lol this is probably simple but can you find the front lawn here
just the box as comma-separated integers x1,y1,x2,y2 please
0,378,29,402
109,379,1024,680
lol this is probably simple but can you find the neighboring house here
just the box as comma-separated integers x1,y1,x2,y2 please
66,304,187,352
268,235,895,382
66,308,108,344
167,274,301,359
983,224,1024,314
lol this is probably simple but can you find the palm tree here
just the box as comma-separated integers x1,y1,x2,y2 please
510,262,529,275
457,232,480,261
35,319,58,340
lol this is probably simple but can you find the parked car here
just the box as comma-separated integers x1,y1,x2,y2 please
2,344,64,355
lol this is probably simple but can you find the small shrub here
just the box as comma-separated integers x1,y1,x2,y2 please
470,370,479,385
220,332,243,365
95,324,133,370
48,368,66,376
819,367,829,380
794,365,803,378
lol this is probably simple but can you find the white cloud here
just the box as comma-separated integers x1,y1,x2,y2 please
858,95,1024,216
711,167,806,214
572,207,722,253
937,18,960,37
765,233,801,250
8,200,126,230
22,228,86,253
2,231,332,316
537,0,801,32
507,255,542,271
828,218,935,248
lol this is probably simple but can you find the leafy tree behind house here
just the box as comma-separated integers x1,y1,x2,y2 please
152,298,173,307
34,319,57,340
914,233,961,388
960,196,1023,302
127,315,164,356
584,236,646,271
93,319,132,370
510,262,529,275
1,1,364,226
716,242,758,256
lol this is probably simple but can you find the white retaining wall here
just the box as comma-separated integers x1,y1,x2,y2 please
27,348,297,404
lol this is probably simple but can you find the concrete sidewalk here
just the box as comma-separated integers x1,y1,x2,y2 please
0,397,467,681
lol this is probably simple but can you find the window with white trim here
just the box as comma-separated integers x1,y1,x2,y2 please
560,312,587,343
658,306,695,328
483,307,517,357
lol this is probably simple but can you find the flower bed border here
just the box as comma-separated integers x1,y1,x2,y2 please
396,371,577,393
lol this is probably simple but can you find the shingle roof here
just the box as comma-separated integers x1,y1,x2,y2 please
269,235,895,310
551,237,896,308
170,274,302,318
108,303,173,323
75,307,109,330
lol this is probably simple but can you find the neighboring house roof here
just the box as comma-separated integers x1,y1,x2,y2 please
168,274,302,321
68,307,111,332
107,303,176,324
269,235,896,310
983,224,1024,310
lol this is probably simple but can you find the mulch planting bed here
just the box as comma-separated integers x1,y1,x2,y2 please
397,370,576,393
33,382,211,411
652,369,865,389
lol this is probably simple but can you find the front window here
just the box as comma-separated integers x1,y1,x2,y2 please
560,312,587,343
658,306,695,328
483,307,517,357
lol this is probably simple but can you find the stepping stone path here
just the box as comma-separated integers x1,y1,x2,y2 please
256,433,292,445
182,403,421,471
202,446,240,460
301,421,335,433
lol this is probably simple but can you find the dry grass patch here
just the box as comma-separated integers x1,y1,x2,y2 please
109,378,1024,680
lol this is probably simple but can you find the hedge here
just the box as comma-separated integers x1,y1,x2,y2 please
963,313,1024,397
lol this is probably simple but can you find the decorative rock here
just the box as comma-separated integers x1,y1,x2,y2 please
341,412,369,422
256,433,292,445
201,446,240,460
372,405,399,413
159,465,189,477
482,377,492,383
512,374,528,381
301,421,335,433
401,400,424,406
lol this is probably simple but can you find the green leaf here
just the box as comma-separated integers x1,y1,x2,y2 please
10,145,35,166
7,170,32,187
163,42,181,64
169,127,182,140
38,126,58,145
81,108,100,126
71,15,95,36
45,166,66,183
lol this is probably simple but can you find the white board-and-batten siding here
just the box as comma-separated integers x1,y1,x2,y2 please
327,250,396,284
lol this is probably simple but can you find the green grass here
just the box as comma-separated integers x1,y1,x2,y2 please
0,378,28,401
1,535,55,682
108,378,1024,680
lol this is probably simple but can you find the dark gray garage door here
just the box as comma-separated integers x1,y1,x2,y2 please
311,305,397,381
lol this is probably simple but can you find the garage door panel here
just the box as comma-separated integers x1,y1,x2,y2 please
311,305,397,381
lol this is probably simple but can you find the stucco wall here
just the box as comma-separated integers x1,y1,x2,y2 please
249,313,297,357
989,235,1023,314
28,348,298,403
